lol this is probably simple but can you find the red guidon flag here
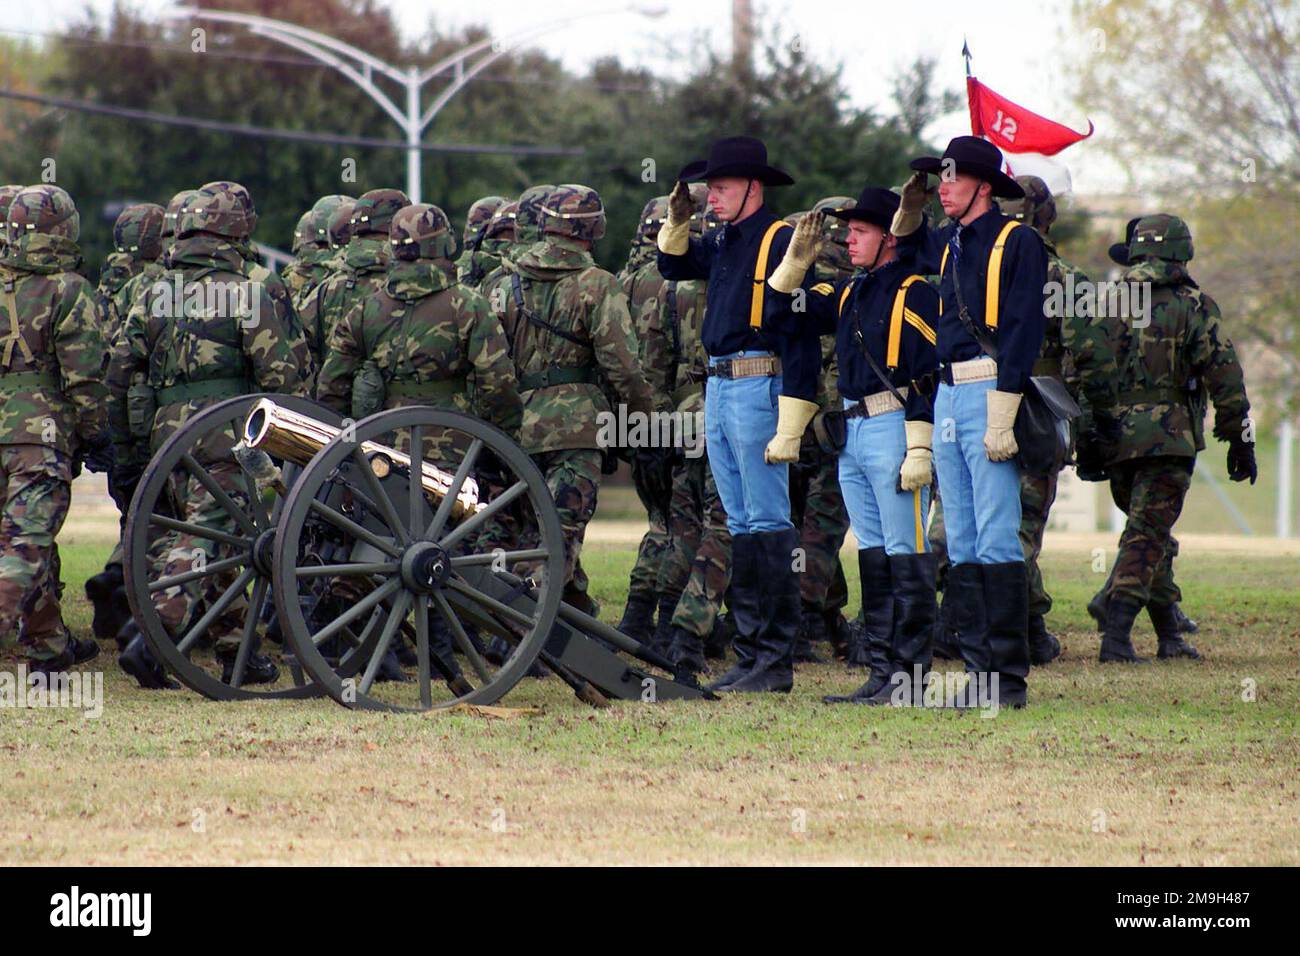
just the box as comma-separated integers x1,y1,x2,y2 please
967,76,1093,156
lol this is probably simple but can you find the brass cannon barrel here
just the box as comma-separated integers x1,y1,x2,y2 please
243,398,484,518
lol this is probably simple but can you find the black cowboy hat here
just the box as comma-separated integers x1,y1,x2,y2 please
678,135,795,187
1108,216,1143,265
910,135,1023,199
824,186,899,229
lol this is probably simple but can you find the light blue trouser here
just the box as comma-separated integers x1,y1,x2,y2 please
837,404,930,555
932,378,1023,565
705,351,793,536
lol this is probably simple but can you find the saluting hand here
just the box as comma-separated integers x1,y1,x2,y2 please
892,172,932,237
788,211,824,268
667,180,694,228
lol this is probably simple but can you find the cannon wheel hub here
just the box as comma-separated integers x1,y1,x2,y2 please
400,541,450,594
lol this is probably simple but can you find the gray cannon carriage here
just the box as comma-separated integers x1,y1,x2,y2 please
121,395,709,711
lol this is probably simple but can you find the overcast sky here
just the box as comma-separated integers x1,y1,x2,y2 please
5,0,1124,192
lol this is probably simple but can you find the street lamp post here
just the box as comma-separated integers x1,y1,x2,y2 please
165,4,666,204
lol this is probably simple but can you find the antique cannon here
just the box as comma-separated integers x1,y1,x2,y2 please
122,394,709,711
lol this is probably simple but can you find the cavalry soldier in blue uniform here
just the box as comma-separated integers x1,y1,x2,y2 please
889,136,1048,708
657,135,820,694
766,186,940,705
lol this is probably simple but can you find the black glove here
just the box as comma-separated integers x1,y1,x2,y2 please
82,435,115,475
1227,438,1257,484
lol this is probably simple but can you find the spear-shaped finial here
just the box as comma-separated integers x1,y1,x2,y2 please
962,36,972,77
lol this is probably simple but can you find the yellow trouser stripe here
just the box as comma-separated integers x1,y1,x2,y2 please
913,489,924,553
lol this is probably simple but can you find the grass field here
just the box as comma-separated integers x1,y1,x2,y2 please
2,506,1297,866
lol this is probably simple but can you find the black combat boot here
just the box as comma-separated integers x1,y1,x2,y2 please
616,592,657,646
221,652,280,686
932,584,960,660
793,602,827,663
721,528,800,694
707,534,760,691
842,548,893,694
647,595,679,657
667,625,706,683
704,613,732,660
824,609,850,660
1172,603,1199,634
1027,614,1062,666
85,565,131,643
117,622,179,690
27,636,100,676
1099,596,1150,664
980,562,1030,708
1149,603,1201,660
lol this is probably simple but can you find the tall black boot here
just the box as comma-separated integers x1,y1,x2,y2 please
932,584,960,660
616,592,657,646
721,528,799,694
1149,603,1201,660
980,562,1030,708
1099,595,1150,663
946,563,988,675
824,548,893,703
1027,614,1062,665
707,534,760,691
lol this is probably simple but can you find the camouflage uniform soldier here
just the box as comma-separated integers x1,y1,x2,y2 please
455,195,509,287
317,203,522,690
83,202,166,644
159,189,199,260
300,188,408,375
0,186,22,253
107,183,312,688
482,184,653,612
0,185,110,673
482,185,556,288
468,201,517,288
614,194,674,646
281,194,352,305
789,195,856,662
1077,213,1254,662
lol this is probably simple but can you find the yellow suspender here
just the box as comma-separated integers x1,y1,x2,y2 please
888,275,926,367
749,220,792,328
936,220,1021,328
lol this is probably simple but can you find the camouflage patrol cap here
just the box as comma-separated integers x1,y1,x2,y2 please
636,195,670,243
391,203,456,261
514,184,556,245
163,189,200,239
542,184,606,242
328,199,358,249
1128,213,1193,263
177,185,255,240
113,203,165,261
483,201,518,242
199,181,258,238
351,188,411,237
6,185,80,242
463,195,508,247
1002,175,1056,234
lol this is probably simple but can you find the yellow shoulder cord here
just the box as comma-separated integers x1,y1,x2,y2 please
984,220,1021,329
837,285,852,318
749,220,793,329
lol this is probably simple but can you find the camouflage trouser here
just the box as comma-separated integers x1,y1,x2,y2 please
1106,456,1193,607
789,429,850,614
0,444,71,660
930,465,1059,616
627,455,673,602
527,449,602,604
151,460,250,656
656,454,732,638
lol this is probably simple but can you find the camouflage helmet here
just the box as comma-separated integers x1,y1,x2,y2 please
688,182,716,235
1002,175,1056,234
483,201,518,242
351,188,411,237
636,195,670,243
163,189,200,239
463,195,508,247
514,184,556,245
1128,213,1193,263
291,210,314,254
541,183,606,242
813,195,855,245
0,185,22,222
198,180,258,239
6,185,80,243
113,203,165,261
390,203,456,261
328,199,358,249
177,186,254,240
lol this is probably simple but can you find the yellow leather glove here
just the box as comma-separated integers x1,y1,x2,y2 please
656,180,692,256
984,390,1022,461
890,172,933,237
768,211,823,293
764,396,819,463
899,420,933,491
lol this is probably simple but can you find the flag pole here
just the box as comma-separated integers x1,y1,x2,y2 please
962,37,972,77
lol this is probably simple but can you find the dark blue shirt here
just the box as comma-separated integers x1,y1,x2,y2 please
911,206,1048,393
765,258,939,422
658,204,819,401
